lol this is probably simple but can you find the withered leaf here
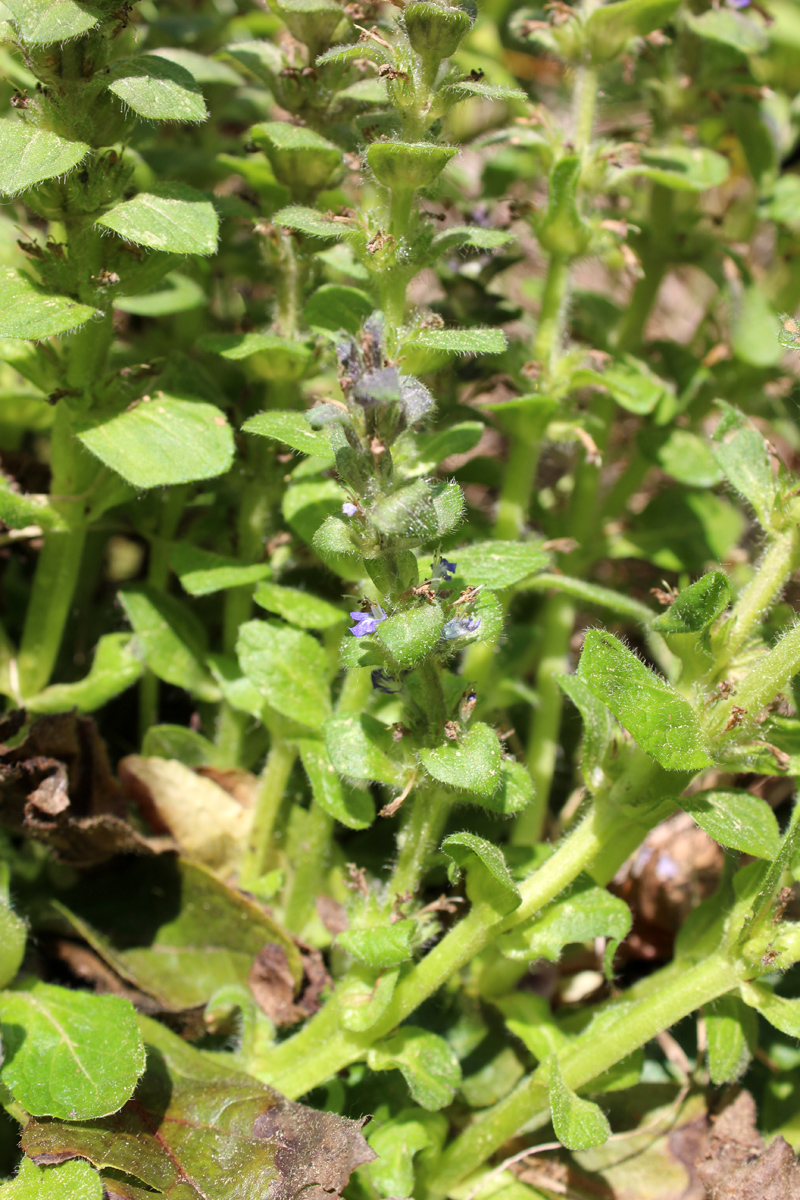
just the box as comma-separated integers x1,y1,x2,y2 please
697,1090,800,1200
52,856,303,1012
248,942,330,1027
21,1015,375,1200
0,712,173,866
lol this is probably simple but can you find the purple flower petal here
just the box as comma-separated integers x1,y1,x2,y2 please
342,501,358,516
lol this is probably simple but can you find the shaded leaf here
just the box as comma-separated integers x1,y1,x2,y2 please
621,146,730,191
431,225,515,255
705,994,757,1085
26,633,143,715
558,673,614,789
731,284,783,368
171,544,271,597
275,205,354,239
686,7,769,53
499,876,631,962
119,587,219,701
237,620,331,729
338,965,399,1033
97,185,218,255
0,121,88,195
204,336,312,382
478,758,534,815
741,980,800,1038
368,1109,444,1199
0,268,97,339
496,992,569,1062
303,284,373,335
0,982,145,1119
114,272,206,317
441,831,520,914
711,403,776,526
21,1016,375,1200
651,571,730,635
367,1027,461,1111
106,55,208,123
586,0,680,57
577,630,712,770
297,738,375,829
56,857,301,1010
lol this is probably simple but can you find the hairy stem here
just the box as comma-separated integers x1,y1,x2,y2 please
389,789,451,900
283,798,334,933
16,525,87,698
239,738,297,889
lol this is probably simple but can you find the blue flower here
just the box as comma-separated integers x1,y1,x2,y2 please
371,668,401,694
442,616,481,640
726,0,750,7
342,501,358,516
432,557,457,581
349,603,388,637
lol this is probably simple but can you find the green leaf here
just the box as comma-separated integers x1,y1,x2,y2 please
680,790,781,859
537,156,591,257
313,514,360,558
441,831,521,914
558,673,615,789
377,603,445,668
3,0,98,44
414,421,484,469
0,267,97,339
478,758,534,815
141,724,217,767
652,428,723,488
324,713,405,786
577,630,712,771
0,1159,102,1200
339,965,399,1034
0,121,88,195
367,142,458,190
338,924,415,968
500,877,631,962
420,723,502,797
404,327,507,356
585,0,681,59
78,396,232,490
548,1057,610,1152
97,185,218,255
0,475,64,531
685,7,768,53
0,982,145,1119
622,146,730,191
297,738,375,829
106,54,208,123
222,39,283,83
171,544,271,597
237,619,331,729
651,571,731,635
705,994,757,1085
741,980,800,1038
251,121,343,195
149,47,243,86
430,225,515,255
56,857,301,1009
496,993,569,1062
0,900,26,989
368,1110,444,1200
303,284,373,335
575,356,667,414
445,79,526,104
242,409,330,456
711,403,776,527
19,1015,374,1199
26,633,142,714
119,586,219,701
254,582,344,630
367,1028,461,1110
274,204,354,239
731,284,783,368
114,271,206,317
451,540,550,588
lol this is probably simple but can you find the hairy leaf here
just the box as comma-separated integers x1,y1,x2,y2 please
26,633,143,714
0,1158,102,1199
297,738,375,829
705,994,757,1085
106,55,208,122
0,121,88,195
97,185,218,255
368,1028,461,1110
500,877,631,962
548,1058,610,1151
243,410,330,455
119,587,219,702
0,982,145,1119
324,713,405,786
680,790,780,859
451,540,550,588
3,0,99,44
237,619,331,729
172,544,271,597
0,268,97,339
338,924,415,968
441,831,520,914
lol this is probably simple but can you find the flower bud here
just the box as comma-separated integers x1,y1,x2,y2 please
274,0,345,59
367,141,458,191
404,2,472,64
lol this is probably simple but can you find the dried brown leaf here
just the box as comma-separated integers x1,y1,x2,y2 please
249,942,331,1027
697,1090,800,1200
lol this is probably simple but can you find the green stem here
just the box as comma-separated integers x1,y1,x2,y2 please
711,619,800,737
390,789,450,899
417,656,448,731
139,487,189,739
533,253,569,371
493,438,545,542
426,950,741,1196
239,738,297,889
574,63,598,153
17,524,87,698
283,798,334,933
615,185,673,353
263,797,657,1097
513,592,574,845
713,529,800,679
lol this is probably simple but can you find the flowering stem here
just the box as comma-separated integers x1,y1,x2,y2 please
389,788,450,900
16,525,87,699
710,619,800,737
533,252,570,371
239,737,297,889
417,655,448,731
